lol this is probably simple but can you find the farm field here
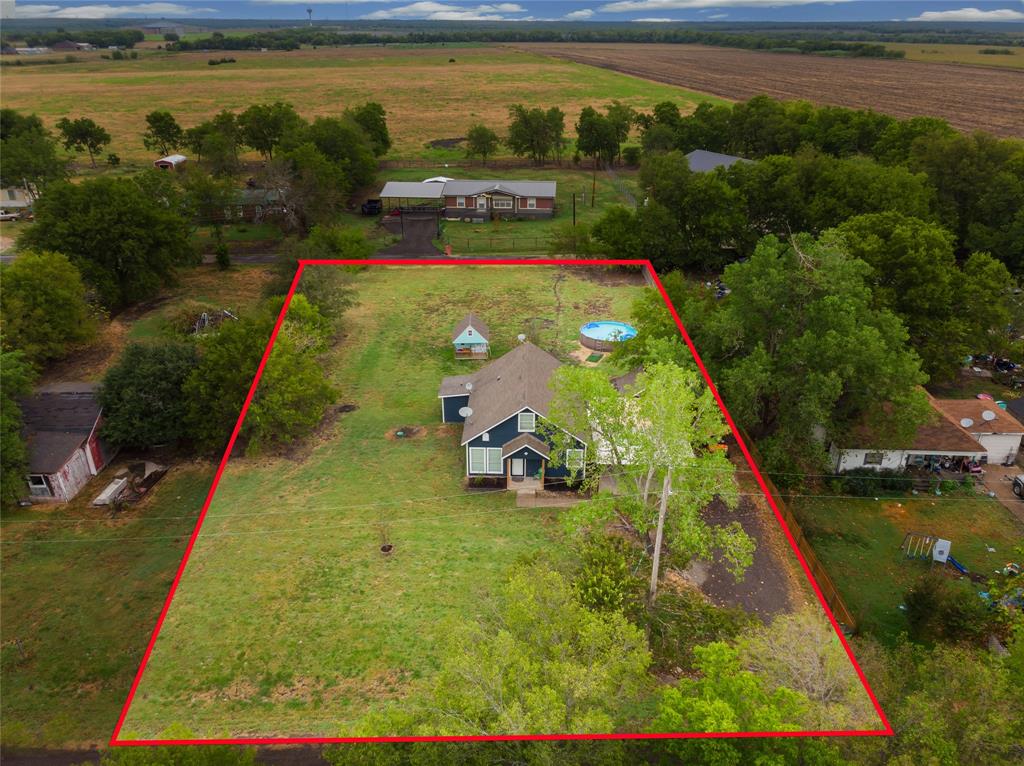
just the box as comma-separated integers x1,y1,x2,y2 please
870,42,1024,69
0,46,721,165
512,43,1024,138
118,265,649,739
791,493,1024,646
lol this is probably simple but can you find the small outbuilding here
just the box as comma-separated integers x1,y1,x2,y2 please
154,154,187,171
452,313,490,360
21,383,116,502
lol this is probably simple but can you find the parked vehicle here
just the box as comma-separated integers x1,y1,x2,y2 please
0,210,20,221
1012,474,1024,498
361,198,382,216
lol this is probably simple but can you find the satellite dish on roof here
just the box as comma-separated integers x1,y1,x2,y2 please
960,417,975,428
982,410,997,421
464,381,473,390
517,333,526,342
458,406,473,418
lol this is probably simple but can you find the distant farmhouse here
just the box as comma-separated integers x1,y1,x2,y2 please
831,395,1024,473
439,342,586,490
140,24,186,36
51,40,94,51
685,149,752,173
379,178,556,221
1,187,33,211
21,384,116,502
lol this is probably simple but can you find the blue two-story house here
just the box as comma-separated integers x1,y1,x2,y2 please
438,342,587,489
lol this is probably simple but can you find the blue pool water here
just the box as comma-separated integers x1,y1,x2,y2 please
580,321,638,342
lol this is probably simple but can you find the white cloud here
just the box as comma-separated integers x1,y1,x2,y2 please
632,17,675,21
907,7,1024,22
707,12,728,18
564,8,594,19
13,2,216,17
362,2,525,20
604,0,852,11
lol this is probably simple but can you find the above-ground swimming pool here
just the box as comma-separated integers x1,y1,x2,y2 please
579,320,638,352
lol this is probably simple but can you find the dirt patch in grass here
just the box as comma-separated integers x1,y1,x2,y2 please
428,137,464,149
385,426,426,441
568,265,649,287
37,318,130,385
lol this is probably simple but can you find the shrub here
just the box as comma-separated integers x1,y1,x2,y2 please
573,535,640,614
621,146,642,166
904,573,998,645
838,467,912,496
643,588,754,672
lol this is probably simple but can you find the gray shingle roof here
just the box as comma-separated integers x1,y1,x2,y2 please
685,149,752,173
20,388,102,474
501,433,551,459
449,342,563,443
438,374,474,398
442,180,556,198
452,313,490,343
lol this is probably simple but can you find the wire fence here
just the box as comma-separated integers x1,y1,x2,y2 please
739,432,859,634
444,236,552,254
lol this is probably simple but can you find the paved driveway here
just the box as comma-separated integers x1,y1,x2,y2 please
978,463,1024,525
376,214,442,258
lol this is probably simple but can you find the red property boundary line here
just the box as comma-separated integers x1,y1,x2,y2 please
111,258,893,746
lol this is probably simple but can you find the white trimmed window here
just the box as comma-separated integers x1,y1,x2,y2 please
28,475,47,488
518,412,536,432
486,448,502,474
566,448,585,472
493,197,513,209
469,447,503,474
526,197,537,209
456,196,466,208
481,432,490,442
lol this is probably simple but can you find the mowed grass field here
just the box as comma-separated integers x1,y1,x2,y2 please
791,494,1024,646
118,265,647,739
0,465,216,747
0,45,720,165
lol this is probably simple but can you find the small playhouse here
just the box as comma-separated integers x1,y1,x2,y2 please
452,313,490,360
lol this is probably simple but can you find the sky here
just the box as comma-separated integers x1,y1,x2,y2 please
4,0,1024,23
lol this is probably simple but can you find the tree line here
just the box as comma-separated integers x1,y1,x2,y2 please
4,28,144,48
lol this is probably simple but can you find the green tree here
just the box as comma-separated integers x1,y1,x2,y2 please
55,116,111,167
270,143,349,229
269,225,367,316
213,227,231,270
301,116,377,189
0,351,36,510
237,101,304,160
464,123,499,165
180,168,236,224
575,106,618,166
0,251,96,364
21,177,195,310
0,109,69,192
667,233,931,474
604,99,636,161
651,642,845,764
547,363,752,602
358,563,650,736
142,110,184,156
506,104,565,165
184,313,272,452
99,342,199,448
344,101,391,157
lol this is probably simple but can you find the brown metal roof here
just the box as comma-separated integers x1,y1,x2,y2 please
457,342,563,443
451,313,490,343
501,433,551,459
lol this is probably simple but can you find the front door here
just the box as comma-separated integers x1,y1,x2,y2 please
511,458,525,477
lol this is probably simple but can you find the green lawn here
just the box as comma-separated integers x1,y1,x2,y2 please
791,493,1024,645
379,166,639,255
118,265,648,738
0,466,215,747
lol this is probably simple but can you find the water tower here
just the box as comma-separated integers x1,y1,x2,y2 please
306,7,313,26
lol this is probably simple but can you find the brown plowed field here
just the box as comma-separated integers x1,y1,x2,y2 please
511,43,1024,138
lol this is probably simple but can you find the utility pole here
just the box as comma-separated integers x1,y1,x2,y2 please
591,161,596,208
572,192,576,227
